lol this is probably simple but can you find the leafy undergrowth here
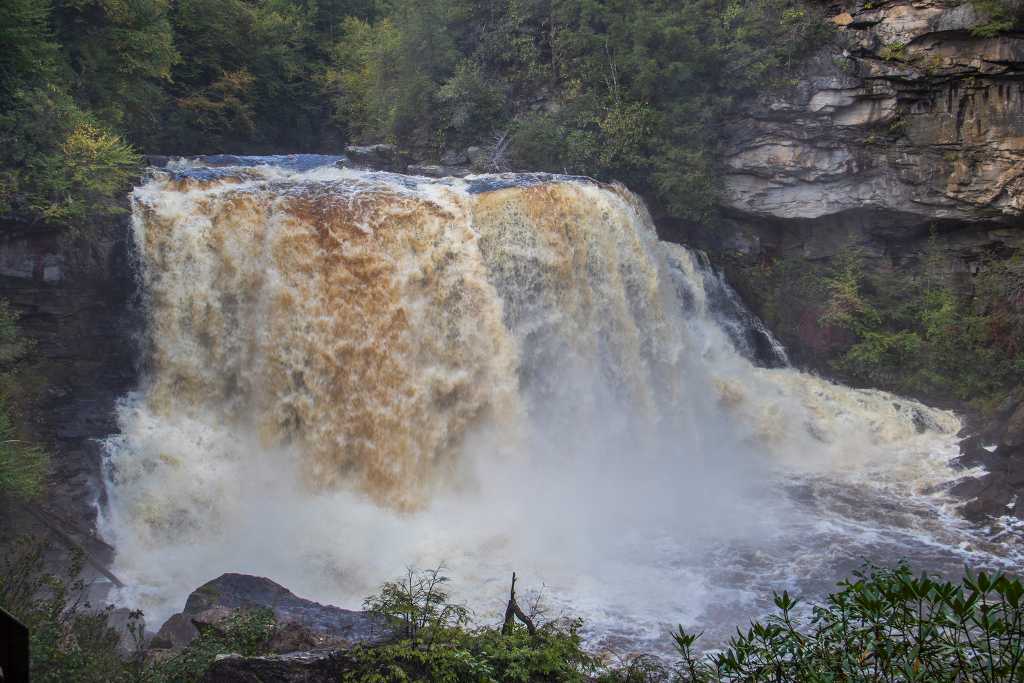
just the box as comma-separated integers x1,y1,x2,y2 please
2,546,1023,682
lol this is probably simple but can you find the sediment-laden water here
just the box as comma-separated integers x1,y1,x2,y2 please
100,156,1021,654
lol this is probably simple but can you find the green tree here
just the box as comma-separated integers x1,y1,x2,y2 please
53,0,179,141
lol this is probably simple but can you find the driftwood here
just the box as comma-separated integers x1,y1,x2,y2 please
501,572,536,636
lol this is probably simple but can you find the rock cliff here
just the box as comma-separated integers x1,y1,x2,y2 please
0,218,137,557
669,0,1023,371
719,0,1023,235
672,0,1024,519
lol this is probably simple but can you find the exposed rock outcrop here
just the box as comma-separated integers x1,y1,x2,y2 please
0,218,137,563
151,573,391,653
719,0,1023,231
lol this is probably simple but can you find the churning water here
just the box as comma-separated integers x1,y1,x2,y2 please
100,156,1021,654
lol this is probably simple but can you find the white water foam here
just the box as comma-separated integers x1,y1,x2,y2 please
100,158,1020,654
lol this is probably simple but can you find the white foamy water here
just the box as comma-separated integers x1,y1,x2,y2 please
100,157,1020,654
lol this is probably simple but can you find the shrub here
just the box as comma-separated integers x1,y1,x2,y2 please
437,60,508,143
364,565,471,642
348,566,598,682
971,0,1024,36
0,537,142,683
0,534,278,682
671,563,1024,682
144,608,277,682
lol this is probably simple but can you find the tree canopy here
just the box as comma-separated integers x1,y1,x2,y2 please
0,0,828,229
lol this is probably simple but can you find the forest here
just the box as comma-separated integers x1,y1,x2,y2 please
1,0,830,232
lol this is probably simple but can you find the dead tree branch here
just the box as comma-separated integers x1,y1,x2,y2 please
501,572,537,636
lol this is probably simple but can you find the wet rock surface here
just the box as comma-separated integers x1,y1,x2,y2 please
953,390,1024,520
147,575,391,681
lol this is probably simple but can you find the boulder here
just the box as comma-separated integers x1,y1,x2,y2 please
440,149,469,166
150,612,198,650
343,144,400,170
182,573,390,646
466,146,489,169
406,164,471,178
202,650,355,683
959,475,1017,521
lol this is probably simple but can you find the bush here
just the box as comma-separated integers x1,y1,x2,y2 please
348,566,599,682
0,534,279,683
823,244,1024,410
143,608,277,682
669,563,1024,682
971,0,1024,36
0,537,142,683
364,566,471,642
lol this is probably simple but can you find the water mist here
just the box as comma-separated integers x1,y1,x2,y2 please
100,157,1013,652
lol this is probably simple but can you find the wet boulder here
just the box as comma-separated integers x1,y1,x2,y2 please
343,144,401,170
150,612,198,650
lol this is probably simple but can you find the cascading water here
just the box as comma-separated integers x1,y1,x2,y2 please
101,157,1019,653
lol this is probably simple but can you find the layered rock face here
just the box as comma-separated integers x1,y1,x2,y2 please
720,0,1023,236
0,220,137,532
671,0,1024,372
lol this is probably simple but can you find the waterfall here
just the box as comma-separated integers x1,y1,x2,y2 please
101,157,1006,651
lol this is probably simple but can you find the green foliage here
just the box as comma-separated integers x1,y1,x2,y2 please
0,0,141,230
2,0,835,225
880,41,908,61
142,608,277,682
0,534,280,682
820,243,1024,409
0,0,63,95
163,0,340,152
971,0,1024,37
438,60,508,143
0,537,143,682
349,567,597,682
666,564,1024,682
344,623,599,683
53,0,179,138
324,15,406,143
325,0,470,148
364,566,471,642
730,240,1024,413
0,301,48,500
326,0,829,220
6,552,1024,682
0,407,49,499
